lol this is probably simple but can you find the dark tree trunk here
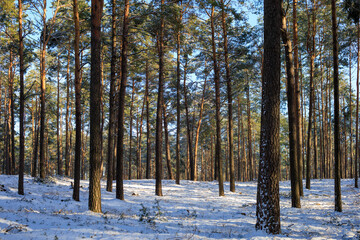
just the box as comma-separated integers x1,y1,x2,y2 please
129,79,135,180
255,0,281,234
18,0,25,195
293,0,304,197
89,0,104,213
106,0,117,192
65,43,71,177
246,76,253,180
163,104,173,179
280,7,300,208
183,57,195,181
355,22,359,188
210,5,224,196
155,0,165,196
220,0,235,192
39,0,48,179
145,60,152,179
73,0,82,202
116,0,130,200
331,0,342,212
57,57,63,176
175,1,183,185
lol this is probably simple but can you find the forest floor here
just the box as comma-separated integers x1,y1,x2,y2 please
0,175,359,239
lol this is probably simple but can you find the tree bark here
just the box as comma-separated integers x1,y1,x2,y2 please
293,0,304,197
255,0,281,234
145,60,152,179
106,0,117,192
155,0,165,196
116,0,130,200
280,7,300,208
73,0,82,201
89,0,104,213
331,0,342,212
18,0,25,195
210,5,224,196
220,0,235,192
183,57,195,181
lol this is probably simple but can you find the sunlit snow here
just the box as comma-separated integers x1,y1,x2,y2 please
0,175,359,239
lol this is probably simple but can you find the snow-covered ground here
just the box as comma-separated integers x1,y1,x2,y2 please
0,175,359,239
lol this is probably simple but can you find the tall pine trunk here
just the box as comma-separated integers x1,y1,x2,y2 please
73,0,82,201
280,7,300,208
331,0,342,211
210,5,224,196
18,0,25,194
117,0,130,200
89,0,104,213
255,0,281,233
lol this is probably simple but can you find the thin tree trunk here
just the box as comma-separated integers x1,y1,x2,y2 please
163,103,173,179
247,75,253,180
293,0,304,196
221,1,235,192
210,5,224,196
145,60,151,179
183,57,195,181
355,22,359,188
331,0,342,211
128,79,135,180
175,0,183,185
73,0,82,201
155,0,165,196
116,0,130,200
106,0,117,192
136,97,145,179
349,40,353,179
194,76,207,181
18,0,25,194
306,0,317,189
280,7,300,208
65,42,71,177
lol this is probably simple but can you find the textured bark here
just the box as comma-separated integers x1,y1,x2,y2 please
116,0,130,200
73,0,82,202
40,15,47,179
293,0,304,196
32,98,40,177
155,0,165,196
89,0,104,213
220,0,235,192
255,0,281,234
106,0,117,192
210,5,224,196
281,7,300,208
18,0,25,195
331,0,342,211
